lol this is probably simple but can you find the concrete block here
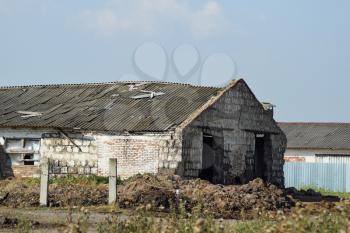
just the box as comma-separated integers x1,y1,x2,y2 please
67,160,75,167
88,160,95,167
73,147,80,153
83,140,91,146
56,146,63,152
67,146,73,153
91,168,97,175
59,160,67,167
81,147,89,153
90,146,97,154
61,167,68,174
53,167,61,174
53,160,59,167
78,167,85,175
68,167,78,174
84,167,91,174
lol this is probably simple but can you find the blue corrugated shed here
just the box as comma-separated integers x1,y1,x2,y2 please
284,162,350,192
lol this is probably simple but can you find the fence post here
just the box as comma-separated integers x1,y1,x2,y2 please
109,158,117,205
40,158,49,207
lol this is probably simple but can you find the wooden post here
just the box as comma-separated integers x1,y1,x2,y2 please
40,158,49,207
109,158,117,205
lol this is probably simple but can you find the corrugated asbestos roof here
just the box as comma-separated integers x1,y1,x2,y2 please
0,81,221,132
278,122,350,150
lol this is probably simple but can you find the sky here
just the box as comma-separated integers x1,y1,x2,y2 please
0,0,349,122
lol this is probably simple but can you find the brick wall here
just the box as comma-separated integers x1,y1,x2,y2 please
12,165,40,177
97,134,181,179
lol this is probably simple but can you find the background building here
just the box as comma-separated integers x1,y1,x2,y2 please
279,122,350,192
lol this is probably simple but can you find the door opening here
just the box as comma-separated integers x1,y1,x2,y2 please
254,134,266,180
199,134,216,182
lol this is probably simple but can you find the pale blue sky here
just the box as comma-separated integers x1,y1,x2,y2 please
0,0,349,122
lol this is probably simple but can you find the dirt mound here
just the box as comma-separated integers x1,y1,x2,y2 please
0,179,40,207
118,174,294,219
118,174,176,209
0,175,294,219
48,184,108,207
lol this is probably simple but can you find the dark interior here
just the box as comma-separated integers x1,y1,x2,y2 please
199,134,216,183
254,134,267,180
24,154,34,166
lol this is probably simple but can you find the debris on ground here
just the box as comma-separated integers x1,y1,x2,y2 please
0,174,322,219
0,215,18,227
285,187,341,202
118,174,295,218
0,179,108,208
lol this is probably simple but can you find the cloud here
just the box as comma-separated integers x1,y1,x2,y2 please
74,0,229,37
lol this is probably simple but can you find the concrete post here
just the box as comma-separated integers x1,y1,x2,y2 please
40,158,49,207
109,158,117,205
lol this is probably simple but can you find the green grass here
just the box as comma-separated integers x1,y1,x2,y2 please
300,185,350,198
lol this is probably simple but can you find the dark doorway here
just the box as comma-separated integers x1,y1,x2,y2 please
199,134,216,183
254,134,266,180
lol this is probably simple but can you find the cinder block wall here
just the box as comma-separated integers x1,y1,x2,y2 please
181,81,286,186
41,136,99,176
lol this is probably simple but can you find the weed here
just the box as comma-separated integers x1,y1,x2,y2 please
16,219,31,233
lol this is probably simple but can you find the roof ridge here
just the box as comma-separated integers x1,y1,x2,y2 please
0,80,224,90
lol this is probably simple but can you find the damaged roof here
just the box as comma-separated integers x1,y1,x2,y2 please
0,81,221,132
279,122,350,150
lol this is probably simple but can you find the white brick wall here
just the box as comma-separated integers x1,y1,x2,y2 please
97,134,180,179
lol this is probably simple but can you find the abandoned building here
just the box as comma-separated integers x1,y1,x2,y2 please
279,122,350,163
0,79,286,186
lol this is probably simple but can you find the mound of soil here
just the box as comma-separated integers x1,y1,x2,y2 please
118,175,176,209
118,174,294,218
0,179,108,208
0,175,294,219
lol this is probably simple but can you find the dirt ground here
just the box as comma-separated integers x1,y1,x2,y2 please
0,174,344,232
0,206,130,233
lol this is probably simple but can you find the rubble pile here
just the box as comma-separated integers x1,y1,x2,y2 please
285,187,341,202
0,175,294,218
48,184,108,207
118,174,183,209
180,178,293,218
0,215,19,227
0,179,108,208
118,174,294,218
0,180,40,207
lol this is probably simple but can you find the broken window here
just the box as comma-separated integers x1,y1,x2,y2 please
6,139,23,151
4,138,40,166
24,154,35,165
